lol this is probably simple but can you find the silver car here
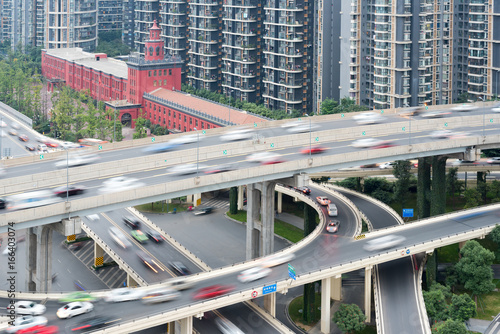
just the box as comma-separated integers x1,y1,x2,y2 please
364,235,406,252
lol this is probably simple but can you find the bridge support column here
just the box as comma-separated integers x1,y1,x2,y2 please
277,191,283,213
331,275,342,301
321,277,332,334
179,316,192,334
237,185,245,210
263,293,276,317
364,266,372,323
167,321,175,334
431,156,447,216
94,243,104,267
246,183,261,260
260,181,275,256
127,274,139,287
193,193,201,207
26,225,53,292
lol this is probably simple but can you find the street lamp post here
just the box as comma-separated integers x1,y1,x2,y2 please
480,95,485,137
194,127,199,177
228,90,234,125
306,113,312,159
0,116,3,160
65,147,69,202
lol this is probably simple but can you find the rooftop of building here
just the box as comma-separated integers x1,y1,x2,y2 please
45,48,129,79
147,88,269,126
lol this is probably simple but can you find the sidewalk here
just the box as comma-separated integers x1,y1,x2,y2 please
467,318,493,334
276,212,304,230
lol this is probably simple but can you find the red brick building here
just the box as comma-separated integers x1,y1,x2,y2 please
41,21,267,131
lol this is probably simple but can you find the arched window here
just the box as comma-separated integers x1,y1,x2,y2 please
149,47,153,56
156,46,160,56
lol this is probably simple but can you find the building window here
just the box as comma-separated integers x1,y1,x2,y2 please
149,71,151,77
149,47,153,56
169,69,172,75
163,108,165,114
156,46,160,56
149,112,152,118
173,112,176,117
159,80,162,86
189,118,192,124
196,120,198,126
169,110,171,116
178,113,181,120
164,79,167,85
169,120,171,126
184,116,187,122
153,80,157,86
163,69,166,75
154,70,157,76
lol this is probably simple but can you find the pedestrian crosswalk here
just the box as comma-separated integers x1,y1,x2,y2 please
68,240,127,289
201,198,230,209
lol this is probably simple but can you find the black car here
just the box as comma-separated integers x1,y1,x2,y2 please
123,216,141,229
169,261,191,276
25,144,36,151
71,316,119,332
146,229,165,243
137,250,161,273
0,198,6,210
294,186,311,195
193,207,214,215
53,185,86,197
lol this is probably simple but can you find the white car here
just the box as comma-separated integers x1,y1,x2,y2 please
0,120,6,127
11,301,46,315
352,112,384,125
215,318,245,334
261,252,295,268
430,130,453,139
378,162,395,169
61,141,80,149
98,177,145,194
327,203,338,217
352,138,385,148
364,235,407,252
421,110,451,118
451,104,478,112
141,289,180,304
491,103,500,112
108,227,132,249
286,123,320,133
237,266,272,283
169,134,199,145
280,120,302,129
55,154,100,168
5,315,48,333
104,287,143,302
169,163,207,175
56,302,93,319
246,151,279,163
11,122,20,129
220,129,253,141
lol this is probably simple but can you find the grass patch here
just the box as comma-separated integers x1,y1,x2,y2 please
135,201,188,213
438,243,460,263
227,210,304,243
361,219,369,233
288,293,322,327
475,286,500,320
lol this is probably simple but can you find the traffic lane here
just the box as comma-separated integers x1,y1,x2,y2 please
82,214,176,284
0,131,32,159
209,303,282,334
102,209,203,276
337,190,401,229
377,258,424,334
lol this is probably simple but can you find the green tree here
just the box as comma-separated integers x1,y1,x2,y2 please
423,288,449,322
133,115,148,139
429,282,452,299
392,160,413,208
335,177,359,191
332,303,366,333
319,98,338,114
446,167,461,210
454,92,469,104
463,188,481,209
229,186,238,214
445,265,459,292
449,294,477,322
477,171,488,204
455,240,495,303
431,319,468,334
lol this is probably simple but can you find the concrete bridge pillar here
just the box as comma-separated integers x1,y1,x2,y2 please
179,316,193,334
127,274,139,287
263,293,276,317
94,243,104,267
277,191,283,213
331,275,342,301
167,321,175,334
26,225,53,292
246,183,261,260
365,266,372,323
237,185,245,210
260,181,275,256
193,193,202,207
321,277,332,334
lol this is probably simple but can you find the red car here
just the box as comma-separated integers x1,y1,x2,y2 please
294,186,311,195
316,196,331,206
193,285,234,300
373,144,396,149
261,159,285,165
300,145,327,155
18,134,29,142
45,141,59,148
17,325,59,334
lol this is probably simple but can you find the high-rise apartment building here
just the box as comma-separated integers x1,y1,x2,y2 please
122,0,135,48
134,0,159,54
98,0,123,33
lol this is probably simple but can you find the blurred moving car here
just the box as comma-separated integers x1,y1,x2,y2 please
166,277,194,291
300,145,327,155
280,120,302,129
352,112,384,125
169,134,198,145
215,318,245,334
237,266,271,283
220,129,253,141
18,134,29,142
451,159,479,166
98,176,145,194
123,216,141,229
70,316,118,332
59,292,97,303
261,156,286,165
326,220,340,233
364,235,406,252
399,106,424,117
11,301,46,315
378,162,395,169
11,122,20,129
204,165,235,174
487,157,500,164
53,185,86,197
5,316,48,333
25,144,36,151
492,103,500,112
7,190,59,211
108,227,132,249
0,198,6,210
169,163,206,175
193,285,234,300
327,203,338,217
56,302,93,319
103,287,143,302
61,141,80,149
352,138,387,148
169,261,191,276
16,325,58,334
137,250,163,273
146,229,165,243
246,151,280,163
130,230,148,243
294,186,311,195
142,289,180,304
420,110,451,118
431,130,453,139
451,104,478,112
316,196,331,206
193,206,214,215
286,123,320,133
37,144,48,152
54,154,100,168
8,129,18,136
142,142,181,154
261,252,295,268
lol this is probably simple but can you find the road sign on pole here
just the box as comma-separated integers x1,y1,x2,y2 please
263,284,277,295
288,263,296,280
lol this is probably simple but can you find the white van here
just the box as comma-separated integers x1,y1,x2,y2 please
327,204,338,217
37,144,48,152
7,190,59,211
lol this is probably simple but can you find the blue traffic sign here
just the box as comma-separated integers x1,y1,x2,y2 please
288,270,296,280
263,284,277,295
402,208,414,218
406,249,411,255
